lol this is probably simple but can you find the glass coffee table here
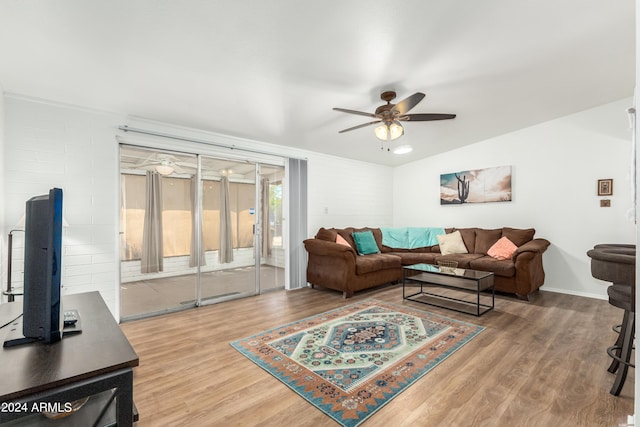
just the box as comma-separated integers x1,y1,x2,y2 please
402,263,495,316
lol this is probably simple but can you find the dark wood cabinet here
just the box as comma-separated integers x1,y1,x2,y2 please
0,292,139,426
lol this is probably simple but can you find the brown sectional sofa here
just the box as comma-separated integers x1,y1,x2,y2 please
303,226,550,300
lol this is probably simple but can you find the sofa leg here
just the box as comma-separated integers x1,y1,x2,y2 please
516,293,530,301
343,291,353,299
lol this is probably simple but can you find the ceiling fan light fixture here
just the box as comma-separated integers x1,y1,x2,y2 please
389,121,404,140
374,122,404,141
374,123,389,141
155,164,174,175
393,144,413,155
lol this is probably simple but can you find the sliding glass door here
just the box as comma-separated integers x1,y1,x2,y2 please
197,157,285,303
257,164,286,295
198,156,259,301
119,146,199,319
119,145,286,320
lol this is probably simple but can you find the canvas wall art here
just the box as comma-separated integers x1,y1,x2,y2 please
440,165,512,204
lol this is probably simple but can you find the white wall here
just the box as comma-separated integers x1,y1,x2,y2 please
1,95,395,316
306,154,393,233
3,96,123,313
394,98,636,299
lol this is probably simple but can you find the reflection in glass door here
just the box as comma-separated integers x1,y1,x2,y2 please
119,146,199,320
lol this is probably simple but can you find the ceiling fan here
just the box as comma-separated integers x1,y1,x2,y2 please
133,154,197,176
333,91,456,142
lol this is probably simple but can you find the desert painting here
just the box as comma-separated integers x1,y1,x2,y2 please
440,166,512,204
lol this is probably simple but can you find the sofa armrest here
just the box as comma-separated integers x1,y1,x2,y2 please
515,238,550,256
513,238,550,296
304,238,356,257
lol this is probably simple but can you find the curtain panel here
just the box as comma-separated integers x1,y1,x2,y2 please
189,176,206,267
261,177,271,257
141,171,164,273
219,176,234,263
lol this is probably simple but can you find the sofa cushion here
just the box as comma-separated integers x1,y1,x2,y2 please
469,256,516,277
382,246,434,254
352,231,381,255
316,227,337,242
502,227,535,246
388,252,439,265
437,230,468,255
452,228,476,253
355,254,402,275
435,253,484,268
488,236,518,260
475,228,503,254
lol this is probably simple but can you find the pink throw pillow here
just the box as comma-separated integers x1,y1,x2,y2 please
336,234,352,248
487,236,518,260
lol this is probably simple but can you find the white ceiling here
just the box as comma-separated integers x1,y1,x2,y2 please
0,1,635,166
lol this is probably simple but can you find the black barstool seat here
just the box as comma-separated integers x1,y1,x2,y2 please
608,284,633,312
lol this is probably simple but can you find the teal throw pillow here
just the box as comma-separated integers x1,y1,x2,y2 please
352,231,380,255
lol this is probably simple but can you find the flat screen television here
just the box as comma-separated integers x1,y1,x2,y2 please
21,187,64,344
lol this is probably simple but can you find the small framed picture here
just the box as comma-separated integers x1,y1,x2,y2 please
598,179,613,196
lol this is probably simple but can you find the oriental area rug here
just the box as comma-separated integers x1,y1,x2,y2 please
230,300,484,427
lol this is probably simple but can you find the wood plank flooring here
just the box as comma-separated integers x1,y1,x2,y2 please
120,284,634,426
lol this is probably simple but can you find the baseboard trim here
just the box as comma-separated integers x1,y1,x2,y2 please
542,286,607,301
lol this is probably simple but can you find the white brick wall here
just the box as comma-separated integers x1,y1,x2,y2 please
306,153,394,234
3,96,122,314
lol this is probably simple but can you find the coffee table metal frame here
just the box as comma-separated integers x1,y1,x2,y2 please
402,263,495,316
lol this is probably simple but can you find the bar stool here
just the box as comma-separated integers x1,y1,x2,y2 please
587,245,635,396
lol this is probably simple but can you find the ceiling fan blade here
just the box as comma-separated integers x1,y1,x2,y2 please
392,92,426,115
132,160,159,168
174,161,198,169
400,113,457,121
173,164,190,174
333,108,377,118
338,120,382,133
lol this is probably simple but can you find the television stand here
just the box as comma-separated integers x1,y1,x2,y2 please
3,310,83,348
0,292,139,426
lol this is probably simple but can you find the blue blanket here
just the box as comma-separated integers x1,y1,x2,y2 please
381,227,445,249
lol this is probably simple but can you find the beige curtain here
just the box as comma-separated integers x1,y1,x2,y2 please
141,171,164,273
218,176,234,263
261,178,271,257
189,177,206,268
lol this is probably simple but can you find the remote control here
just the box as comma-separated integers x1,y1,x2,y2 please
63,310,78,326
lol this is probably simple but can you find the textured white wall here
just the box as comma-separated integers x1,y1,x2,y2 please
3,96,123,313
306,153,394,234
393,98,636,299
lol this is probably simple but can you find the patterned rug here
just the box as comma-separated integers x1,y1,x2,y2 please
230,300,484,427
